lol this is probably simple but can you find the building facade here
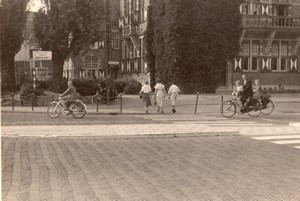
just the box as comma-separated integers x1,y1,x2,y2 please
119,0,150,83
63,0,121,80
230,0,300,90
120,0,300,90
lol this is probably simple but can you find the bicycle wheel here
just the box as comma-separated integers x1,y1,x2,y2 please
71,101,86,119
47,102,61,118
220,101,236,118
247,102,261,117
261,99,274,115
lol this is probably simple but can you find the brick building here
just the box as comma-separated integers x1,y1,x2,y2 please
229,0,300,90
119,0,150,83
120,0,300,90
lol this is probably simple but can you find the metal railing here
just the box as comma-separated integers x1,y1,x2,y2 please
1,93,225,114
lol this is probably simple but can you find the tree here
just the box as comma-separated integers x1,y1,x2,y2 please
34,0,105,92
145,0,242,93
0,0,29,92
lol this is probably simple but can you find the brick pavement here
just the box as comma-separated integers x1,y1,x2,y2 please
2,95,300,200
2,137,300,201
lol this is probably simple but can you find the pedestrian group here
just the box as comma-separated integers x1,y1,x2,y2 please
139,79,181,114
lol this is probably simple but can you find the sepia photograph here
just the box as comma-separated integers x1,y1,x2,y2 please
1,0,300,200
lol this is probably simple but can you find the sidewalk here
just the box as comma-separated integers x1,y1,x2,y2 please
2,93,300,114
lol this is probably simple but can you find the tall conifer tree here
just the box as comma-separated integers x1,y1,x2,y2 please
145,0,242,92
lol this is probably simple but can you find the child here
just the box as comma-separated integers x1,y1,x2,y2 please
252,79,263,100
232,80,243,98
168,82,181,113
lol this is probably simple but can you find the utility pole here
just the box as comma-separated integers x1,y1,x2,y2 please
106,0,111,77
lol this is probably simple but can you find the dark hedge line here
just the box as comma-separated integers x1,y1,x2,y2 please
36,77,142,96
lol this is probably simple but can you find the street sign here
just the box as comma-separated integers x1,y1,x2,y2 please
33,51,52,60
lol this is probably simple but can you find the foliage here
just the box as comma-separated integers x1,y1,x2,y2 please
33,0,105,92
43,77,141,96
0,0,29,92
145,5,156,90
19,80,46,96
123,79,142,95
145,0,242,93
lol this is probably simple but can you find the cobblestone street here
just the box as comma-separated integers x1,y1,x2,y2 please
2,136,300,201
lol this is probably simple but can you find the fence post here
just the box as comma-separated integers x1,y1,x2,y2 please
51,94,54,102
221,94,223,104
11,93,15,111
194,92,199,114
120,93,123,113
32,93,35,111
96,94,99,113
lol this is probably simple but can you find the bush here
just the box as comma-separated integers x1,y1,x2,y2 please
43,77,142,96
73,79,98,96
124,79,142,95
19,80,45,96
45,77,68,93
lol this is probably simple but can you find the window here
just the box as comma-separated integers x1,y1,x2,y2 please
240,4,249,15
242,41,250,54
271,41,279,55
271,58,278,71
281,41,288,55
84,56,98,69
252,40,260,55
252,57,260,71
280,57,288,71
84,56,100,78
111,33,119,49
252,4,262,15
241,57,249,71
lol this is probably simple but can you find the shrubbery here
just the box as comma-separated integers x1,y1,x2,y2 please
38,77,142,96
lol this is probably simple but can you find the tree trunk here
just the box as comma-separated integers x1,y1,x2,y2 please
1,52,17,92
52,55,65,93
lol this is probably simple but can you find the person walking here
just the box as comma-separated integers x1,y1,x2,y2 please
168,81,180,113
140,81,152,113
154,79,166,113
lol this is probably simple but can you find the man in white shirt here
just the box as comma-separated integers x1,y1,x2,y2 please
168,82,181,113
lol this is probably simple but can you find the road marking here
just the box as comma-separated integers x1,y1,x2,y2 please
252,135,300,140
175,122,273,126
260,118,299,123
271,140,300,145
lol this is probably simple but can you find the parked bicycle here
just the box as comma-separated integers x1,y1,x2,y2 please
47,97,87,119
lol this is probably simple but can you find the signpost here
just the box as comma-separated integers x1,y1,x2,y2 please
33,51,52,60
31,51,52,106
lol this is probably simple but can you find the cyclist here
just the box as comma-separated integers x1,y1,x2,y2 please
60,80,77,114
240,74,253,108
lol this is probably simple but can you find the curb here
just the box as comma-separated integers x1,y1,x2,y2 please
2,131,239,140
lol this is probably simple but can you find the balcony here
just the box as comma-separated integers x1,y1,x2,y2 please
122,26,137,38
241,15,300,29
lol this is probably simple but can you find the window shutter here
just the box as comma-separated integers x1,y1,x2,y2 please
235,58,241,70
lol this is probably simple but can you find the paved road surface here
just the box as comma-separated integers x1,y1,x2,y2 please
2,136,300,201
2,106,300,200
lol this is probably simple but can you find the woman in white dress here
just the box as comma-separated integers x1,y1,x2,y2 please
154,79,166,113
